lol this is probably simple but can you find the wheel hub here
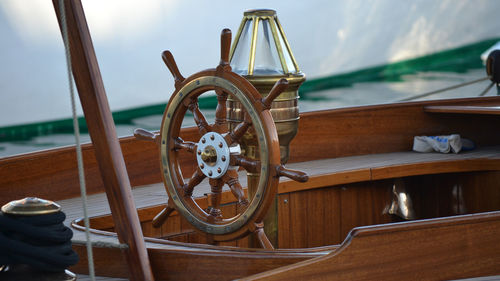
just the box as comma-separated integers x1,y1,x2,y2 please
196,132,232,179
201,146,218,166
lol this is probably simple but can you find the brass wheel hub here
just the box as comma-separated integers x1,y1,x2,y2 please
201,146,217,166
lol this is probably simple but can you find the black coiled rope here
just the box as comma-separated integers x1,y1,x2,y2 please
0,211,79,272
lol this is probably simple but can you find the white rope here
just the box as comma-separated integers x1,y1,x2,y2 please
59,0,96,280
72,240,130,249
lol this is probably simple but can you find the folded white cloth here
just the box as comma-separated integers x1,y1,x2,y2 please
413,134,462,153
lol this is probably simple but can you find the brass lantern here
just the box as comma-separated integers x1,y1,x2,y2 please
227,9,306,247
228,9,305,165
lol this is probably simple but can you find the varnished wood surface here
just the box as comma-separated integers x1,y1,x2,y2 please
63,170,500,279
64,145,500,228
290,96,500,163
2,96,500,279
243,211,500,281
278,170,500,248
52,1,153,279
280,145,500,193
60,147,500,278
58,183,330,280
2,96,500,205
424,105,500,115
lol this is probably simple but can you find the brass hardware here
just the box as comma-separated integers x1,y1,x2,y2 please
1,197,61,216
201,145,218,166
384,179,416,220
200,163,205,169
452,184,467,215
228,9,307,247
221,155,226,161
229,9,305,164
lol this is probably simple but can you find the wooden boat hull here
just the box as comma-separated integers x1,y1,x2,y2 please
2,96,500,280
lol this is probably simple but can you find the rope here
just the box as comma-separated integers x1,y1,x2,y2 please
72,240,130,249
479,82,495,96
59,0,96,279
0,212,79,272
396,76,491,102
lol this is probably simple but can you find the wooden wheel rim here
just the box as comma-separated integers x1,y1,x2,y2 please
160,71,280,238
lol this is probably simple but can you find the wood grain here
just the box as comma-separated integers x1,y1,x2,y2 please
2,97,500,205
52,0,153,280
243,211,500,281
424,105,500,115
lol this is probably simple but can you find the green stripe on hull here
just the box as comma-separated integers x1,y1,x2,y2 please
299,37,500,94
1,37,499,142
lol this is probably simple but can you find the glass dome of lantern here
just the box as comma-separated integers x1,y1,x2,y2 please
229,9,302,77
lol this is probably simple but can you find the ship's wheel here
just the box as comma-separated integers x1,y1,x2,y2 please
135,29,307,245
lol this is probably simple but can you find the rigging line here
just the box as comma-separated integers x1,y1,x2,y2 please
396,76,491,102
72,240,129,249
59,0,96,280
479,82,495,96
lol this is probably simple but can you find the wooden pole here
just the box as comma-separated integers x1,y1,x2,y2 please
52,1,154,280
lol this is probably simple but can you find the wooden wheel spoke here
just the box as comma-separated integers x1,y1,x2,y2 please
183,167,206,197
222,170,248,213
151,198,176,228
133,128,160,144
216,29,232,72
174,137,196,153
188,99,212,135
260,78,288,110
208,178,223,219
230,154,260,173
162,50,185,90
213,89,228,133
224,113,252,145
276,165,309,182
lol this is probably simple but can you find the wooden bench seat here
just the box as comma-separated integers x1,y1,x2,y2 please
281,145,500,193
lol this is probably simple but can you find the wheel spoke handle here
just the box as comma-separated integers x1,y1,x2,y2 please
174,137,196,153
276,165,309,182
152,198,176,228
162,50,185,89
230,155,260,173
134,128,160,144
217,28,232,71
260,78,288,110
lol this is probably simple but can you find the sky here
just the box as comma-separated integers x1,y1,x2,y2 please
1,0,499,126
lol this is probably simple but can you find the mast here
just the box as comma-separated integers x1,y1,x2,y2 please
52,1,154,280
